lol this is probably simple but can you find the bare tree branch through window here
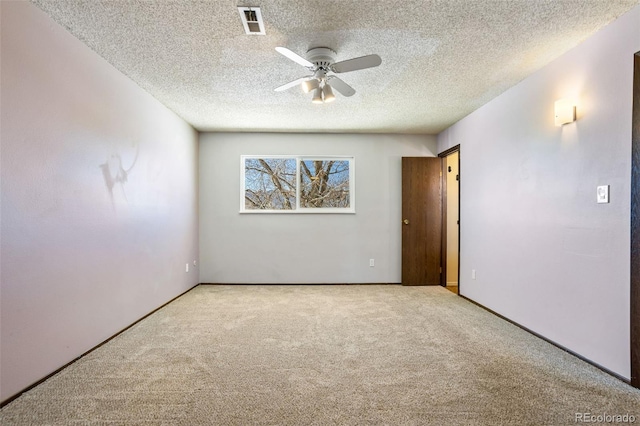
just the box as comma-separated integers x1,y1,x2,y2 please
244,158,296,210
241,156,354,213
300,160,350,208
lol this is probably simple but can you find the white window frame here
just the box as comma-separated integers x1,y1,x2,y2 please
240,155,355,214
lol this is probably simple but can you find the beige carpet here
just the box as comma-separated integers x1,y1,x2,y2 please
1,284,639,425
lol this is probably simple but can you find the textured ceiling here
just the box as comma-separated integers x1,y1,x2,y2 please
30,0,639,134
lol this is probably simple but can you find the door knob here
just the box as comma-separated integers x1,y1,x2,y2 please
403,219,409,225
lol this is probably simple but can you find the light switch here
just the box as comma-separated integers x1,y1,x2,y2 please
597,185,609,204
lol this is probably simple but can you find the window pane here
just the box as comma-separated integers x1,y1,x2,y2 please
244,158,296,210
300,160,350,208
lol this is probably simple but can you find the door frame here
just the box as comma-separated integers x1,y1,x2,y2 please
631,51,639,389
438,145,461,293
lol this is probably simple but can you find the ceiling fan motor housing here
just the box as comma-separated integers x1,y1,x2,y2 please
306,47,337,71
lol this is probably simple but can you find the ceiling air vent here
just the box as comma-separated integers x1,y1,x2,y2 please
238,7,265,35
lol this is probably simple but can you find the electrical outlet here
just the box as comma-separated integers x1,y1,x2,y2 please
193,260,197,266
186,263,189,273
597,185,609,204
369,259,375,267
472,269,476,280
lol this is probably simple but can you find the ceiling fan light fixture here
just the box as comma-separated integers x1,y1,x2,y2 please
302,78,320,93
311,87,324,104
323,84,336,103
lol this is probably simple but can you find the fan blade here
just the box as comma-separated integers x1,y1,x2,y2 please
327,76,356,97
274,76,311,92
332,54,382,73
275,47,314,68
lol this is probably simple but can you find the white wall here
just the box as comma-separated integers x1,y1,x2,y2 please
438,6,640,379
200,132,437,284
0,2,199,402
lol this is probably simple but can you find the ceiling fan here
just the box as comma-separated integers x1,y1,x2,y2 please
274,47,382,104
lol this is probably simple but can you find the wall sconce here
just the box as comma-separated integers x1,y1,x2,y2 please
554,98,576,126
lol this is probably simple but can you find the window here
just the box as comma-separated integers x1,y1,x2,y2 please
241,155,355,213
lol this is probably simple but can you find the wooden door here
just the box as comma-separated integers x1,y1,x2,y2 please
402,157,442,285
